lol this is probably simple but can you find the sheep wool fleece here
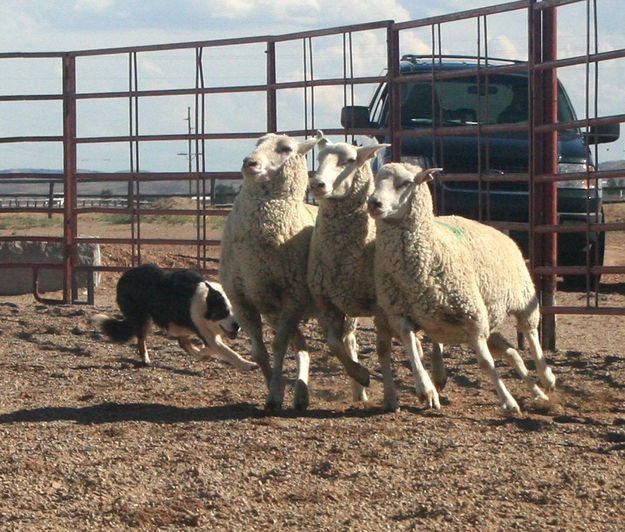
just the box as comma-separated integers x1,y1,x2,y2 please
220,154,315,320
307,164,376,316
375,180,539,345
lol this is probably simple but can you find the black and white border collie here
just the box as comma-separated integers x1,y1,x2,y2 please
93,263,256,369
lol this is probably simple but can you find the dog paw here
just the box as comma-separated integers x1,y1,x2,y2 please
238,359,258,371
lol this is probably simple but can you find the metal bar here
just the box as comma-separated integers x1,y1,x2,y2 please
541,307,625,316
534,48,625,70
266,41,277,133
534,113,625,132
0,94,63,102
0,136,63,143
62,54,77,304
394,1,530,29
73,171,242,181
76,237,221,246
388,25,401,162
543,4,559,349
0,20,393,59
530,0,558,349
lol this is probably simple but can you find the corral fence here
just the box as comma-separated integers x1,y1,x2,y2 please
1,0,624,347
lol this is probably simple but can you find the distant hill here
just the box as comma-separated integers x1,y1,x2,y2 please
0,168,226,197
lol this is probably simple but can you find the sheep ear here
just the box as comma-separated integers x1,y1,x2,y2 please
415,167,443,184
316,130,331,148
356,143,390,165
297,134,323,155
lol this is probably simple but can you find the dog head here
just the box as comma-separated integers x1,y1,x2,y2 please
205,282,239,339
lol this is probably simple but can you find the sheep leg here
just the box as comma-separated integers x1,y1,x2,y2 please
472,336,520,414
430,342,447,391
523,328,556,391
374,314,398,412
487,332,548,401
290,327,311,411
266,312,301,411
341,317,368,403
318,306,370,388
325,316,369,400
395,317,439,409
232,303,271,386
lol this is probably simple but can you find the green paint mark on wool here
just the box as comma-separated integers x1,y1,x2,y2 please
435,219,464,239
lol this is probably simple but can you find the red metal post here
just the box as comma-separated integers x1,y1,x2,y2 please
388,26,401,162
62,54,77,303
530,2,558,349
266,41,277,133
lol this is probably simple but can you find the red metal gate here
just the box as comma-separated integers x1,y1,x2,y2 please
1,1,624,347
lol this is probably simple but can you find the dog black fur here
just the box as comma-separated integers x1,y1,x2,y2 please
94,263,256,369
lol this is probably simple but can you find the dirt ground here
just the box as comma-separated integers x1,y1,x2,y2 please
1,220,625,531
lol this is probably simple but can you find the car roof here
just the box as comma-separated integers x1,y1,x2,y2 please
400,54,527,75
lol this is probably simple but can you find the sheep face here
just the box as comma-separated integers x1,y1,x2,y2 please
368,162,440,220
309,142,388,200
241,133,319,184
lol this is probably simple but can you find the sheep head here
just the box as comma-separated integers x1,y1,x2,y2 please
367,162,442,220
309,141,389,200
241,132,320,184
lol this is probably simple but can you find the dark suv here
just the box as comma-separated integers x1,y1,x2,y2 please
341,55,619,285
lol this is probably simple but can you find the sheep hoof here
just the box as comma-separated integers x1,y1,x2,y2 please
264,396,283,412
294,379,310,411
502,399,521,415
415,382,440,409
265,384,285,412
541,368,557,391
383,398,400,412
433,374,447,392
418,392,440,410
531,387,550,402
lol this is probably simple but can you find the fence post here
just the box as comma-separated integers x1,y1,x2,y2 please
530,1,558,350
62,53,78,304
266,40,277,133
387,25,401,162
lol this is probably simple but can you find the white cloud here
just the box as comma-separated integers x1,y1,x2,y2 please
197,0,411,25
74,0,115,13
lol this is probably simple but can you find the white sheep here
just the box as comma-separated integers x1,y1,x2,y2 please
219,132,368,411
308,140,446,411
367,162,556,413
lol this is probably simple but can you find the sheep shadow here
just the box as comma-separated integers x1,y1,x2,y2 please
0,401,392,425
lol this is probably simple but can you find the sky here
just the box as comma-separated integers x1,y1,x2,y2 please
0,0,623,174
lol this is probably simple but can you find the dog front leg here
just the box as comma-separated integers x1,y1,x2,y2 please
199,335,257,370
178,337,203,357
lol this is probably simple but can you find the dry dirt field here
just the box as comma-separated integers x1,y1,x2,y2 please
1,214,625,531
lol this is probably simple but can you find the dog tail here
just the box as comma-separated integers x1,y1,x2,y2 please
92,313,136,343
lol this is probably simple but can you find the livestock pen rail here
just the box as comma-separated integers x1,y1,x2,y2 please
1,0,624,346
